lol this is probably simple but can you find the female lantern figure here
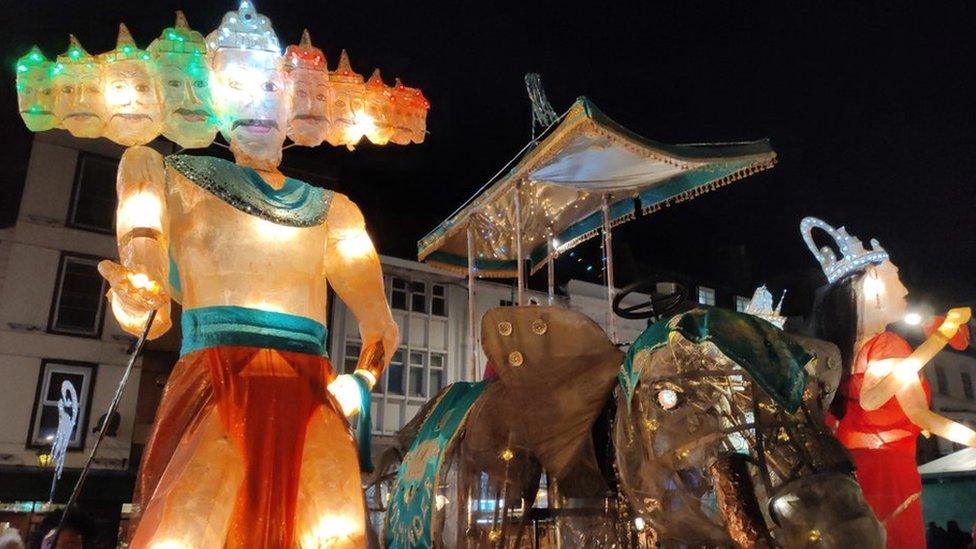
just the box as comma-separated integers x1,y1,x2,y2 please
53,36,107,138
804,217,976,549
98,2,397,547
285,30,331,147
148,12,218,149
16,47,58,132
101,24,165,147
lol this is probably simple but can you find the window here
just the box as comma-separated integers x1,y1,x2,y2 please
735,296,749,312
499,300,514,307
28,360,97,450
67,153,117,234
389,277,446,316
432,284,447,317
48,253,108,337
962,372,974,400
935,365,949,396
409,351,426,397
343,343,361,374
697,286,716,306
386,350,404,395
430,352,446,394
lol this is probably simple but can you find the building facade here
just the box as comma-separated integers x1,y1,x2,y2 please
0,132,174,543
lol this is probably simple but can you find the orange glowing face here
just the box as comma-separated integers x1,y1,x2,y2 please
103,60,165,146
54,63,107,138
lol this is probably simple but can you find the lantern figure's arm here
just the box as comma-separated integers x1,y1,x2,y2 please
897,378,976,447
324,193,398,395
98,146,172,340
860,307,971,411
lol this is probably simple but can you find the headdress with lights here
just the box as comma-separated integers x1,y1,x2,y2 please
801,216,889,283
100,24,151,63
284,30,327,72
57,35,96,67
207,0,280,54
148,11,207,57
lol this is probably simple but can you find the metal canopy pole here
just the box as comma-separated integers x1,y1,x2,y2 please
601,193,616,343
547,233,555,305
466,224,478,381
514,180,525,306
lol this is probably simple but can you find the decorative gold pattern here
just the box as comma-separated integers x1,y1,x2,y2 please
531,319,548,335
497,321,513,336
508,351,524,367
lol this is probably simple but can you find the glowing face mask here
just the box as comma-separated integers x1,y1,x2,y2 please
324,50,364,148
211,49,290,168
285,31,330,147
361,70,393,146
16,47,57,132
54,37,107,139
101,25,164,146
150,12,218,149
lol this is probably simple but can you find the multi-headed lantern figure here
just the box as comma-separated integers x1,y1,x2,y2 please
53,36,107,138
15,1,428,151
148,11,218,149
16,47,58,132
100,24,165,146
284,30,330,146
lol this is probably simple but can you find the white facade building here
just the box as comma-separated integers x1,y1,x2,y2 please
0,133,174,478
923,349,976,458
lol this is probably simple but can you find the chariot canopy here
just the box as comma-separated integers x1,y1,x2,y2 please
417,96,777,278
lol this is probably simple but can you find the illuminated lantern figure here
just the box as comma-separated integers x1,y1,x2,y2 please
99,2,397,547
53,35,107,138
325,49,365,147
284,30,330,147
362,69,394,145
16,46,58,132
100,24,165,146
804,217,975,549
148,11,218,149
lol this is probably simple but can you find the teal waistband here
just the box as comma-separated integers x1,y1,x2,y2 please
180,305,328,357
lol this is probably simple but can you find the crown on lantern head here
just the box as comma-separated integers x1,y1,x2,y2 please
148,11,207,57
744,284,787,328
284,29,327,72
207,0,280,54
16,46,52,74
56,35,96,67
330,50,363,83
801,216,889,283
100,24,150,64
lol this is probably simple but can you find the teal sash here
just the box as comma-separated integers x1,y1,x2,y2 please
180,305,328,357
385,381,488,548
619,308,811,412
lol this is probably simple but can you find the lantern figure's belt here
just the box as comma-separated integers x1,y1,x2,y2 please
180,305,328,357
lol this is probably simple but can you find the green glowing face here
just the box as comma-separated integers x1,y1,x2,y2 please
16,50,57,131
157,55,217,148
54,62,107,138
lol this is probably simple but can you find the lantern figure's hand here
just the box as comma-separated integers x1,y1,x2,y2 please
98,260,171,339
328,374,365,419
925,308,972,350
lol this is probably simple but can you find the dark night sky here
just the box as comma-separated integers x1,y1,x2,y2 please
2,1,975,313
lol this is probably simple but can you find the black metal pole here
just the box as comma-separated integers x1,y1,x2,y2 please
50,309,157,545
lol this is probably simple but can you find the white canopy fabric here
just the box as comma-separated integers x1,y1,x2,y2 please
417,97,776,277
918,448,976,478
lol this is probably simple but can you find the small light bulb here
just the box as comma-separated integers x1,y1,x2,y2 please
904,312,922,326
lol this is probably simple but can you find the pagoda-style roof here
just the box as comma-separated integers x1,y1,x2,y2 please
418,96,776,277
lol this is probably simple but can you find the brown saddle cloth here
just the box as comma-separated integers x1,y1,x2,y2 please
463,306,624,496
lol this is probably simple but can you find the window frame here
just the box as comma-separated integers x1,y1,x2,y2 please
46,251,109,339
66,152,118,235
935,365,949,396
25,359,98,451
735,295,749,312
697,286,716,306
